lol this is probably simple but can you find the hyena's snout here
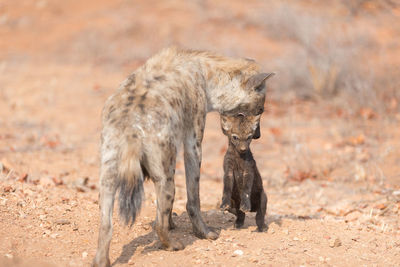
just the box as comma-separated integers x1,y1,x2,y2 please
238,142,248,153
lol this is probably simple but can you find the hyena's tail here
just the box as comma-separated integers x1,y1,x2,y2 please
117,135,144,226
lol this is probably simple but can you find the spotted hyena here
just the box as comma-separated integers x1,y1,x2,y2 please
92,47,274,267
219,114,267,231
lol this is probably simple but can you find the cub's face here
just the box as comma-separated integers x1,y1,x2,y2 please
220,114,261,154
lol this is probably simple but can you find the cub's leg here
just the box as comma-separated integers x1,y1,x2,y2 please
220,168,234,211
255,191,267,232
235,209,246,229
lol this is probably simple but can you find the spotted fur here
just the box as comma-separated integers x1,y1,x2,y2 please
93,47,274,267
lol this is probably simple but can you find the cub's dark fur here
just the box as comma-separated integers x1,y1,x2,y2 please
220,114,267,231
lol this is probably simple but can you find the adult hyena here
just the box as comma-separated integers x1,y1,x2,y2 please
93,47,274,267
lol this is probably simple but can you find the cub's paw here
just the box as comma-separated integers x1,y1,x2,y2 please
239,197,251,212
220,203,231,211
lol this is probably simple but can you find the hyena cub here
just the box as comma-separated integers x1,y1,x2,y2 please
220,114,267,231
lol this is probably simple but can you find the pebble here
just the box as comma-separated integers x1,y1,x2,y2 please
50,233,59,239
233,249,243,256
55,219,71,225
329,238,342,248
82,251,88,259
283,229,289,235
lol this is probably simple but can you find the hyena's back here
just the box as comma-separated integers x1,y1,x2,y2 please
101,63,189,224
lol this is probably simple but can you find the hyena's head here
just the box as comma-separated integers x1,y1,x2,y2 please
222,72,275,117
220,114,261,154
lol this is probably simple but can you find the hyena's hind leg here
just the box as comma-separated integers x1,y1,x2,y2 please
145,144,183,251
92,165,118,267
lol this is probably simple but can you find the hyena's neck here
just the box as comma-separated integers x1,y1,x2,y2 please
161,48,260,113
196,56,260,113
139,47,261,113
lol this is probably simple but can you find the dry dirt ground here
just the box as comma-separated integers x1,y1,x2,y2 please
0,1,400,266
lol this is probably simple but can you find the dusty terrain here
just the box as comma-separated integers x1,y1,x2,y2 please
0,0,399,266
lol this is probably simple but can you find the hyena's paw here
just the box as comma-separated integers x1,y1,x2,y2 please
205,230,218,240
239,197,251,212
91,257,110,267
164,240,185,251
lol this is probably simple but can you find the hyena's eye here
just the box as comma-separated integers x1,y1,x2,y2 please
247,135,252,140
258,108,264,114
232,135,239,141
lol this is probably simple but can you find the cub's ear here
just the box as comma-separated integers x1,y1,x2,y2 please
246,72,275,92
253,124,261,139
220,115,232,135
252,115,261,139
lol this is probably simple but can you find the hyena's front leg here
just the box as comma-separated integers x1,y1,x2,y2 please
184,135,218,240
92,167,117,267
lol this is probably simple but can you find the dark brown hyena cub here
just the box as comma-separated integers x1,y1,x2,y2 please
220,114,267,231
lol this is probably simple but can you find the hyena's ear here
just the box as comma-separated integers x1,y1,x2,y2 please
220,115,233,135
246,72,275,92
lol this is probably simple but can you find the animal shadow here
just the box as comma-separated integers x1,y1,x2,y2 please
112,209,319,265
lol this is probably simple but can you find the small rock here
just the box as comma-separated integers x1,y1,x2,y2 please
18,173,28,182
3,185,14,193
283,229,289,235
329,237,341,248
233,249,243,256
50,233,59,239
345,210,362,222
269,229,275,234
4,253,13,259
293,237,299,241
52,176,63,186
55,219,71,225
82,251,88,259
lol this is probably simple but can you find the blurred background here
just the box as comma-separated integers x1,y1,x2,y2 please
1,0,400,108
0,1,400,266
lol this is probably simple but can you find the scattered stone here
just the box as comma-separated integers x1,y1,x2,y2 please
4,253,13,259
55,219,71,225
0,158,13,173
18,173,28,182
50,233,59,239
345,210,362,222
82,251,88,259
329,237,342,248
3,185,14,193
293,237,299,241
233,249,243,256
283,229,289,235
52,176,63,186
